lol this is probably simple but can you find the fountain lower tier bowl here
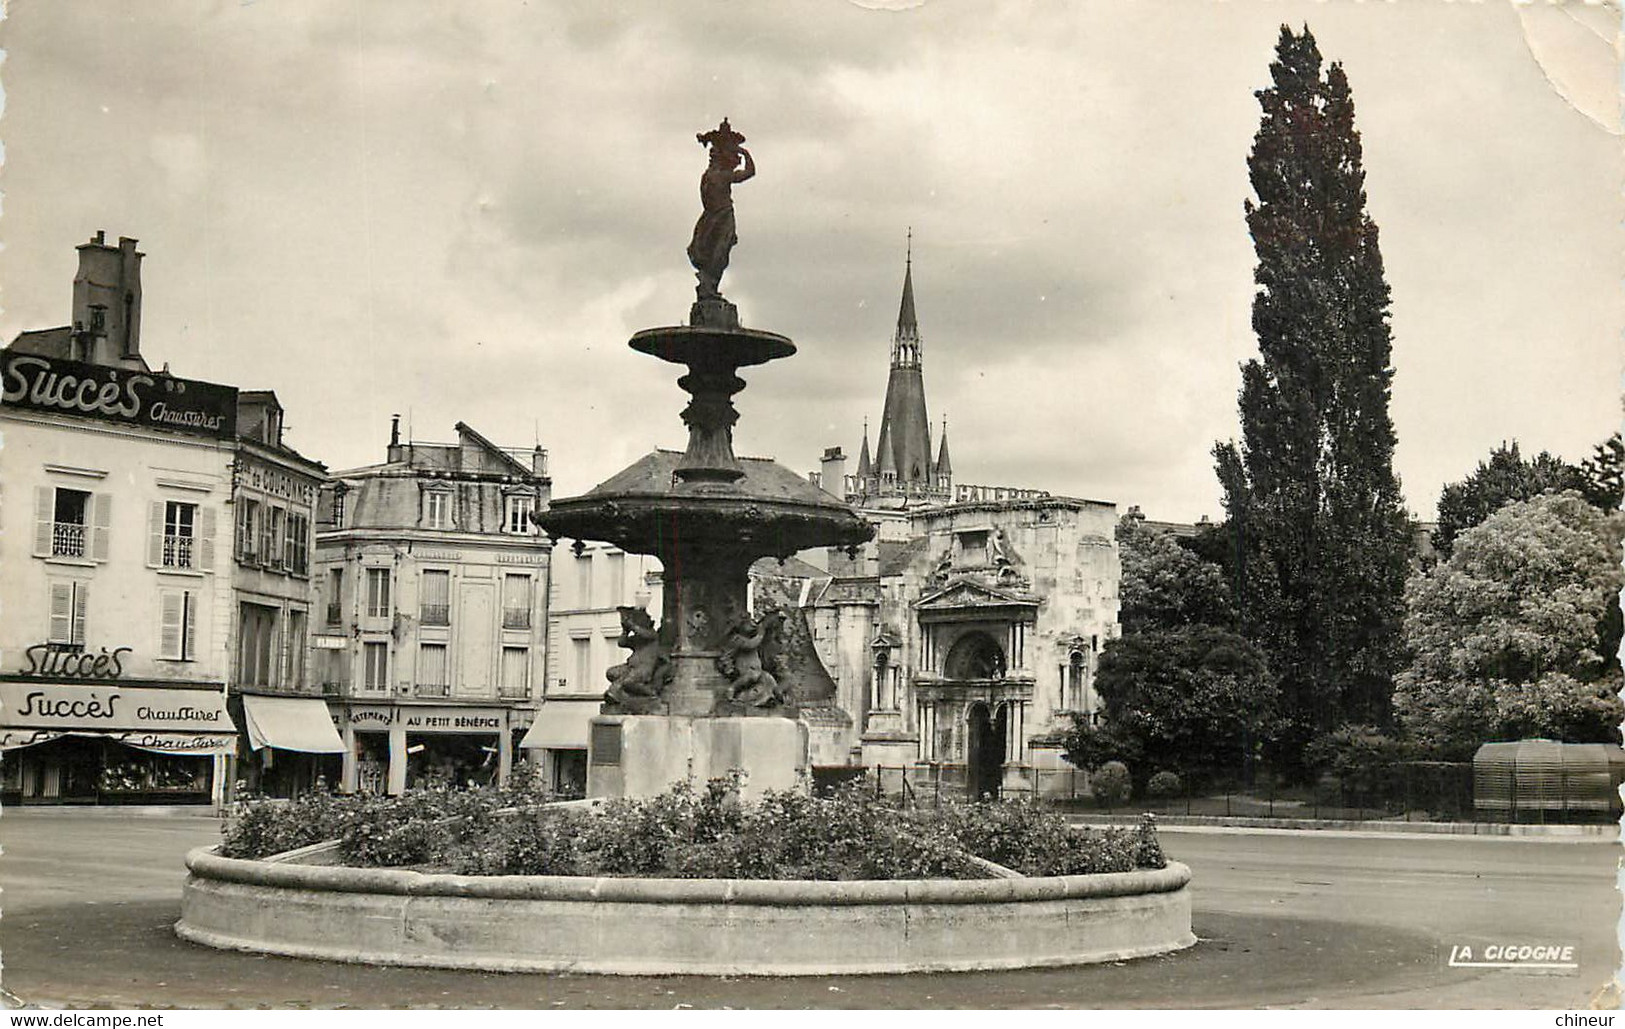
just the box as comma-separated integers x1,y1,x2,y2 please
538,450,873,558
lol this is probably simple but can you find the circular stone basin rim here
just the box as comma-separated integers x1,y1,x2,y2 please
630,325,796,367
185,846,1192,904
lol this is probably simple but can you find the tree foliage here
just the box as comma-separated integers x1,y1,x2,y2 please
1579,432,1624,512
1432,441,1582,557
1065,626,1277,784
1395,492,1625,758
1116,514,1235,634
1212,25,1412,760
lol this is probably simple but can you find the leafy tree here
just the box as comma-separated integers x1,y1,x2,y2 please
1395,492,1625,758
1116,514,1235,633
1432,441,1581,556
1065,626,1277,786
1578,432,1623,512
1212,25,1412,763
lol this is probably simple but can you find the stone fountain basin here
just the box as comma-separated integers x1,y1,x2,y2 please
176,843,1195,975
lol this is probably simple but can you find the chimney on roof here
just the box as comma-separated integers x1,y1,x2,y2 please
820,446,847,501
532,446,549,478
72,232,144,368
387,414,403,462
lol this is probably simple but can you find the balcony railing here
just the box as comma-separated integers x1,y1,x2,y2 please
498,683,530,699
502,609,531,630
52,522,87,557
162,533,194,569
325,602,342,625
416,682,450,698
420,603,451,627
319,680,346,697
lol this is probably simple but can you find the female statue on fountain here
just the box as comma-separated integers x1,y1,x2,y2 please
687,119,755,306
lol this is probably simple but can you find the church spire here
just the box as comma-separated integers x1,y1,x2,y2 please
873,235,934,491
935,416,952,479
892,227,921,369
855,418,872,479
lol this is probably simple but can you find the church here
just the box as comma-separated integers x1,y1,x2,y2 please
797,244,1123,798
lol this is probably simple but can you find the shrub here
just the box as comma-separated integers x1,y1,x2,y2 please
1147,771,1183,799
219,789,354,859
219,776,1168,881
1092,761,1132,807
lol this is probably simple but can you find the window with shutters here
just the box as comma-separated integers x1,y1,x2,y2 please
501,574,531,629
35,487,110,563
285,513,310,576
47,581,88,649
236,499,260,564
573,637,592,691
365,568,391,618
163,501,197,569
159,589,198,661
265,507,286,570
420,570,451,626
362,641,389,692
237,602,279,687
500,646,529,697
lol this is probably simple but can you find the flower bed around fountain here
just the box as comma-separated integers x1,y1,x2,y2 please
176,780,1196,974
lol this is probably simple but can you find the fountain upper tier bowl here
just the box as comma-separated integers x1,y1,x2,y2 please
538,449,872,559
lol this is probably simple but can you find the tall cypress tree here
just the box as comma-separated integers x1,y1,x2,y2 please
1214,26,1411,766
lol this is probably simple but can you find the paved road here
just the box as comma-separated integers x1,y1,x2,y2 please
0,813,1616,1009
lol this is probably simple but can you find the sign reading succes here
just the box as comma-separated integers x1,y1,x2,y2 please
2,351,238,440
0,681,229,732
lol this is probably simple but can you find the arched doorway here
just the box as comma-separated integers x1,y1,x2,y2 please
966,702,1007,801
944,631,1007,680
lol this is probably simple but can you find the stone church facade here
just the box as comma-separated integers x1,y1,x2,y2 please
804,246,1120,797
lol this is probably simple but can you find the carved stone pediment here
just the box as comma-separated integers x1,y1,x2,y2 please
914,578,1039,612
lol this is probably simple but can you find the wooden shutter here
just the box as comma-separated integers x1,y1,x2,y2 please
35,487,54,558
72,583,88,645
49,582,73,642
183,592,198,660
284,512,297,570
91,494,112,562
160,590,183,659
197,506,216,572
147,502,166,567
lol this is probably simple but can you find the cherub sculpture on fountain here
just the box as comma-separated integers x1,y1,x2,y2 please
604,606,672,712
716,608,789,709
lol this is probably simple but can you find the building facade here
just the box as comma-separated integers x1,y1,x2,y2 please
0,233,238,807
525,542,664,796
228,390,337,797
805,247,1122,797
310,421,551,795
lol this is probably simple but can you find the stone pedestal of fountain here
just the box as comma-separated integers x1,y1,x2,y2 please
537,305,873,800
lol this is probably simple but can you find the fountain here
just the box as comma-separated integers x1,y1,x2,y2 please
535,119,873,799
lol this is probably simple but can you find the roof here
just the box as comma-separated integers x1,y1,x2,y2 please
455,421,535,478
585,449,843,507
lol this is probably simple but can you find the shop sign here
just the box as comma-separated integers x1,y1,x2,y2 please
403,707,505,731
0,681,228,731
0,728,236,755
348,706,398,727
20,643,133,680
312,636,348,650
2,351,238,440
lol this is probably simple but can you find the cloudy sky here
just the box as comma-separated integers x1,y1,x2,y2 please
1,1,1619,521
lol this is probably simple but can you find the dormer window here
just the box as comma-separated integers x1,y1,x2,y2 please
503,494,536,535
424,489,452,530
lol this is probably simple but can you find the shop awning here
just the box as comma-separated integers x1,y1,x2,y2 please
519,700,600,750
242,695,346,753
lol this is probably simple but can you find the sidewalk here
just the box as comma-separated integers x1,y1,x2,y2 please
1072,811,1619,839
